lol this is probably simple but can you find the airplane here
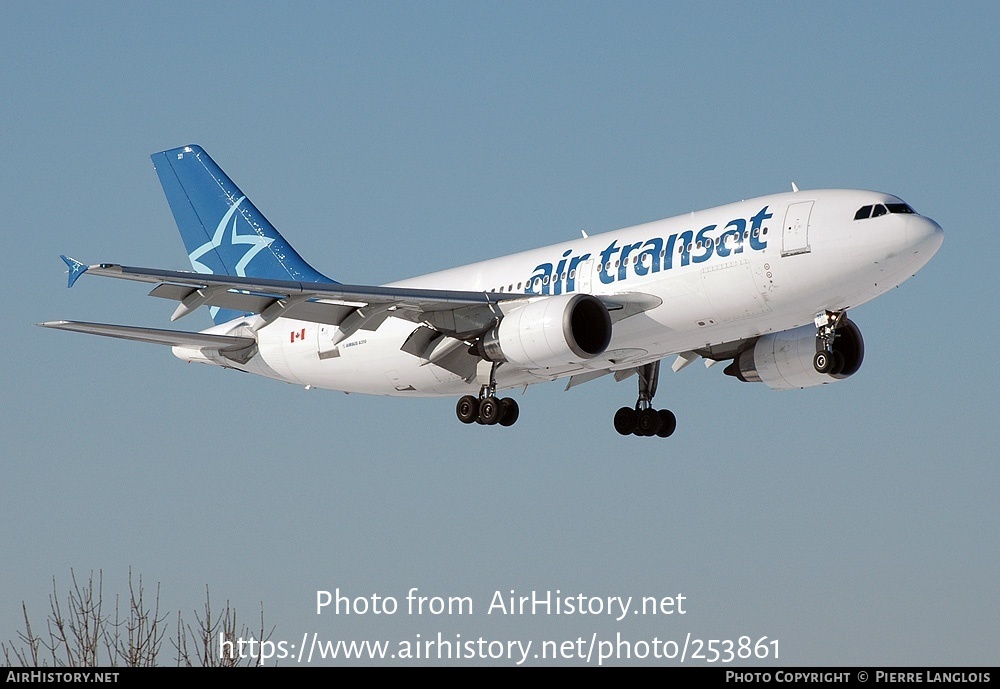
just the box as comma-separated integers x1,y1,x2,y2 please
41,145,944,438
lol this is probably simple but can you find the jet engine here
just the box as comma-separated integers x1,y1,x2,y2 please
478,293,612,368
724,319,864,390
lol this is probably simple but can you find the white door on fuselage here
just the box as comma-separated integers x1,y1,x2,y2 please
781,201,814,256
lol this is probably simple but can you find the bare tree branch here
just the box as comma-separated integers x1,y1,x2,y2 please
4,571,269,667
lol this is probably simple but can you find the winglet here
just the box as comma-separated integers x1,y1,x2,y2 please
60,255,89,288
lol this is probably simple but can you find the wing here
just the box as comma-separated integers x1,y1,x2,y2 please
57,257,657,345
64,257,509,341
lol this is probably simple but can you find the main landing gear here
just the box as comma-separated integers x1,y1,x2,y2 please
456,393,519,426
455,363,519,427
812,310,846,375
613,361,676,438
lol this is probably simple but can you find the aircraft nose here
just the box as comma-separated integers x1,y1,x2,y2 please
892,214,943,277
909,214,944,257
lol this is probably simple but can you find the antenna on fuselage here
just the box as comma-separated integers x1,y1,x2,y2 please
791,182,799,192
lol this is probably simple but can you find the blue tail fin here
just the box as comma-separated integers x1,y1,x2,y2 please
151,145,335,324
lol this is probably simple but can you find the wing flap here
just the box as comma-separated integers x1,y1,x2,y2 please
564,369,611,391
148,283,356,326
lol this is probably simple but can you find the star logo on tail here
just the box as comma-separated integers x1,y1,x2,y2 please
188,197,274,277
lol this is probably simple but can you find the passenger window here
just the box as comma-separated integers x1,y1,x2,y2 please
871,204,888,218
854,206,872,220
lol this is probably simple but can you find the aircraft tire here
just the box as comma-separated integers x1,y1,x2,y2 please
456,395,479,424
636,408,662,436
614,407,637,435
499,398,519,427
656,409,677,438
829,351,845,376
813,351,833,374
479,396,503,425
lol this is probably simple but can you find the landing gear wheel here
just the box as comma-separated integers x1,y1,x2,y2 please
456,395,479,424
614,407,637,435
499,397,519,427
813,351,833,374
813,310,848,376
636,408,663,436
829,351,845,376
479,396,503,425
614,361,678,439
656,409,677,438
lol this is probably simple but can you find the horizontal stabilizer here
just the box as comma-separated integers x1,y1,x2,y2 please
38,320,256,353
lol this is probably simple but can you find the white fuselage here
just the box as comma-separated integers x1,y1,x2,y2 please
192,189,943,396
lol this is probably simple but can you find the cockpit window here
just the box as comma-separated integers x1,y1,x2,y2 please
856,202,916,221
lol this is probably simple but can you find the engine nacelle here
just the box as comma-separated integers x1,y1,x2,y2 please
478,293,612,368
725,318,864,390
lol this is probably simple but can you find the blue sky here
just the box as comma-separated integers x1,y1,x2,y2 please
2,1,996,665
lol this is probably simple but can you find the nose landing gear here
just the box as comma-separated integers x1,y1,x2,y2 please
813,310,847,375
613,361,676,438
